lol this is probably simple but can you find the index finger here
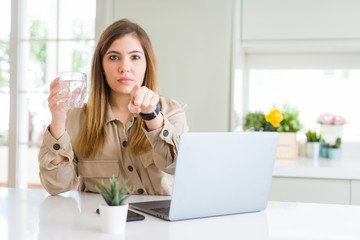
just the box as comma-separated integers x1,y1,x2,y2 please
50,77,61,90
130,84,140,103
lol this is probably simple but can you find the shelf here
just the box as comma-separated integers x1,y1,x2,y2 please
273,157,360,180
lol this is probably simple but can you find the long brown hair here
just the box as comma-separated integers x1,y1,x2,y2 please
76,19,157,158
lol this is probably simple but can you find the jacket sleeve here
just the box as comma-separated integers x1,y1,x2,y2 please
141,97,189,174
38,127,78,195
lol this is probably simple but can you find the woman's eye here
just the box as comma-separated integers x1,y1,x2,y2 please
132,55,140,60
109,55,119,60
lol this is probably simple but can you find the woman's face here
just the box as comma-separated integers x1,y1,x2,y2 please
102,34,147,96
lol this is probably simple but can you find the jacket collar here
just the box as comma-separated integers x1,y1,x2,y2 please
105,103,139,125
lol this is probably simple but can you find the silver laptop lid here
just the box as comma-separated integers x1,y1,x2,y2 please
169,132,278,221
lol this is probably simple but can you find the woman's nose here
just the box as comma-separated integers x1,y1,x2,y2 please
118,58,130,73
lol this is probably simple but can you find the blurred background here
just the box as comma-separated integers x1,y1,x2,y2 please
1,0,360,191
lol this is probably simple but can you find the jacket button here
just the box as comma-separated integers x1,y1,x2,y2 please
53,143,60,150
137,188,144,194
163,130,169,137
122,141,128,147
128,165,133,172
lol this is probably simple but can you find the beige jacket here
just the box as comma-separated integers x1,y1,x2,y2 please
38,97,188,196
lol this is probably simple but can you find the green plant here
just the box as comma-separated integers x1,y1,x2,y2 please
243,112,266,131
244,104,302,132
264,121,278,132
95,175,134,206
276,105,302,132
305,130,322,142
322,137,342,149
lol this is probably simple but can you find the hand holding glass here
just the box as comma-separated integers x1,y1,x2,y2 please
57,72,87,109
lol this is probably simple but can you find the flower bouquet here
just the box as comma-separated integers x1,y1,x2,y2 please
317,113,347,125
317,113,347,145
265,105,301,159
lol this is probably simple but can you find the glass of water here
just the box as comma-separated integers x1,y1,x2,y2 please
57,71,87,109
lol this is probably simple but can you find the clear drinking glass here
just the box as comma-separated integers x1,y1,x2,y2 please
57,71,87,109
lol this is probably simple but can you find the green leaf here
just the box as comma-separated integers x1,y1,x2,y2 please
110,175,118,194
305,130,322,142
95,176,134,206
277,104,302,132
111,190,121,206
243,112,266,131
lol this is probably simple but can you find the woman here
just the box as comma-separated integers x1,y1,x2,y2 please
38,19,188,196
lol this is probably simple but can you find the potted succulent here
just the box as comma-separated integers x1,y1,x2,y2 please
305,130,322,159
95,176,134,234
320,137,342,159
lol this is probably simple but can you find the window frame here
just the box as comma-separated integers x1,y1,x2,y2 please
7,0,103,188
232,52,360,158
235,52,360,125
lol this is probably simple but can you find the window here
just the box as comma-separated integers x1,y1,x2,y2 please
247,69,360,142
5,0,96,188
233,53,360,145
0,0,11,186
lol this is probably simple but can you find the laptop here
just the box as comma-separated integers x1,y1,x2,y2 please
130,132,278,221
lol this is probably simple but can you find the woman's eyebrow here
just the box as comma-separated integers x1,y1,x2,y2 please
105,50,144,55
105,50,120,55
129,50,144,55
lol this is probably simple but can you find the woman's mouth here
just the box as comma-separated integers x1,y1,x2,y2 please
117,77,133,84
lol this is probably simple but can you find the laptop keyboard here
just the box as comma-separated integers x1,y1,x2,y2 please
151,207,170,215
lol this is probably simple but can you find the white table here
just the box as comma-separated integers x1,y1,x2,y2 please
1,188,360,240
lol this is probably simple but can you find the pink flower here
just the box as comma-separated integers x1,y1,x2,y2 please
334,115,347,125
317,113,347,125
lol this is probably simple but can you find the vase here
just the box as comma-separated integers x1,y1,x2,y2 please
328,148,342,160
99,203,128,234
320,125,343,145
306,142,320,159
319,147,328,158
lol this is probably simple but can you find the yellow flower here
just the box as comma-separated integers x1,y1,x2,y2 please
265,108,284,128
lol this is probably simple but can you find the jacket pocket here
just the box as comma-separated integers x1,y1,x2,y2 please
139,153,153,169
78,160,120,178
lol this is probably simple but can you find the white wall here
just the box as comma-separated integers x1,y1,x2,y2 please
241,0,360,53
242,0,360,40
111,0,236,131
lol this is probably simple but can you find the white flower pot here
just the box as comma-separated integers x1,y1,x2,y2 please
306,142,320,159
99,203,128,234
320,125,343,144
